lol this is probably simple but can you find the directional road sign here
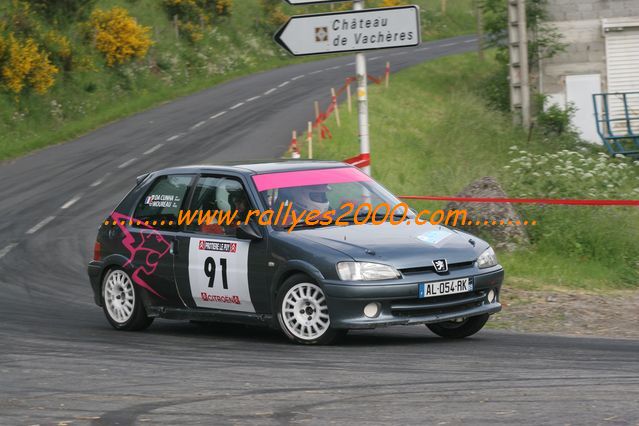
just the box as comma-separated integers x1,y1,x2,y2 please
274,6,421,56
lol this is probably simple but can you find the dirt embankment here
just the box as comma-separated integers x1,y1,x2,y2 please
490,286,639,339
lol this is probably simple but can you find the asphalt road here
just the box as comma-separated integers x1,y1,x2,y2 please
1,35,638,425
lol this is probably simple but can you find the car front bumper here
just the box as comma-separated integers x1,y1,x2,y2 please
322,267,504,329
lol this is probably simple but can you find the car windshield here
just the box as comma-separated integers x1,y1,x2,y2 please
253,167,412,229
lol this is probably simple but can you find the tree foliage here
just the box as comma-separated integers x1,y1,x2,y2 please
29,0,97,23
481,0,565,69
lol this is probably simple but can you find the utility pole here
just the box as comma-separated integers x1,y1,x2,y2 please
353,0,371,175
507,0,531,129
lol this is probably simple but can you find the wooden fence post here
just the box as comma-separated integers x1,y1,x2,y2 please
331,88,341,127
307,121,313,159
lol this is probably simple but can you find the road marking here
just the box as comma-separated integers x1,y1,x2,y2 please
90,173,110,187
292,74,305,81
264,88,277,95
346,62,355,66
246,95,261,102
61,195,82,210
230,102,244,110
392,51,408,56
143,143,163,155
369,56,380,61
167,134,181,142
190,121,206,130
310,70,323,75
417,47,430,51
0,243,18,260
210,111,227,119
441,42,457,47
330,65,341,69
278,81,290,88
118,158,137,169
465,39,478,43
26,216,55,235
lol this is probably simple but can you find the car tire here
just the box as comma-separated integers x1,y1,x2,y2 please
276,274,345,345
102,267,154,331
427,314,490,339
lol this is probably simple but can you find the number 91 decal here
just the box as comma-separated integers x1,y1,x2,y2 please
188,238,254,312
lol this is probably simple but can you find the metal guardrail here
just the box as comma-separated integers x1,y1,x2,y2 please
593,92,639,158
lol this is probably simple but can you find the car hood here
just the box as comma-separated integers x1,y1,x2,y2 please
293,222,485,269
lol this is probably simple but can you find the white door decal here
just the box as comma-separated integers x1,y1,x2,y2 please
188,238,254,312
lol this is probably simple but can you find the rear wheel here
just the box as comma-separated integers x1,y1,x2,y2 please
276,274,345,345
102,268,153,331
427,314,489,339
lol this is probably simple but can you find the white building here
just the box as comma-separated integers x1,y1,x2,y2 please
540,0,639,143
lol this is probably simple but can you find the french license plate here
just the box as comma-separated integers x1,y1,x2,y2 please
419,277,473,298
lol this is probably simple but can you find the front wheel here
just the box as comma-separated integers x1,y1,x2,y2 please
427,314,489,339
276,274,345,345
102,267,154,331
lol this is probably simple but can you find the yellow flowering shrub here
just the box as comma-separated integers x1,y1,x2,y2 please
164,0,214,22
163,0,218,43
0,33,59,95
44,31,71,60
182,22,204,43
268,7,289,27
215,0,233,16
379,0,407,6
90,7,152,67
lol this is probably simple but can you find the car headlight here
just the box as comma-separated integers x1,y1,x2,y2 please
336,262,401,281
477,247,498,269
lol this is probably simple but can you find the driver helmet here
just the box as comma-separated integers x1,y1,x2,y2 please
282,184,330,213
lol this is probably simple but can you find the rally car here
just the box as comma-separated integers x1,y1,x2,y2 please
88,161,503,344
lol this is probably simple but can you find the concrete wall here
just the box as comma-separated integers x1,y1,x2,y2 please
546,0,639,21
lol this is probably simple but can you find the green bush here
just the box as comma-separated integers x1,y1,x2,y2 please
478,62,510,112
30,0,97,23
534,96,576,137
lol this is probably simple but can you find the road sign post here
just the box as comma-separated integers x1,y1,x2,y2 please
353,0,370,175
275,1,421,175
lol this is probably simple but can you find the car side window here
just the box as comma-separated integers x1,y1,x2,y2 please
186,176,251,237
133,175,192,229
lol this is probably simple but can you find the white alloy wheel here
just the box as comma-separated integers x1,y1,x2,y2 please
104,269,136,324
281,282,330,341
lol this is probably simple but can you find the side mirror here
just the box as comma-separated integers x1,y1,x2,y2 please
236,221,263,240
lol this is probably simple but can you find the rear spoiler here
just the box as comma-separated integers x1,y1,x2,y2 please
136,173,150,186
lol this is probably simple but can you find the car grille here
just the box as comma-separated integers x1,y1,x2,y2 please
390,290,488,317
399,261,475,276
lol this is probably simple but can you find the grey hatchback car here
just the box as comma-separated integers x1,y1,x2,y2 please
88,161,503,344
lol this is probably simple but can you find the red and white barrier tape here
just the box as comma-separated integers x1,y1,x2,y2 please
398,196,639,206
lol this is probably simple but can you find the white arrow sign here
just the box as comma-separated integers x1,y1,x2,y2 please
274,6,421,56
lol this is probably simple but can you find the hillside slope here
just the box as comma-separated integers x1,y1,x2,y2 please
0,0,476,160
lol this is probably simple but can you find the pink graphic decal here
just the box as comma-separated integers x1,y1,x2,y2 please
252,167,371,192
111,212,170,299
